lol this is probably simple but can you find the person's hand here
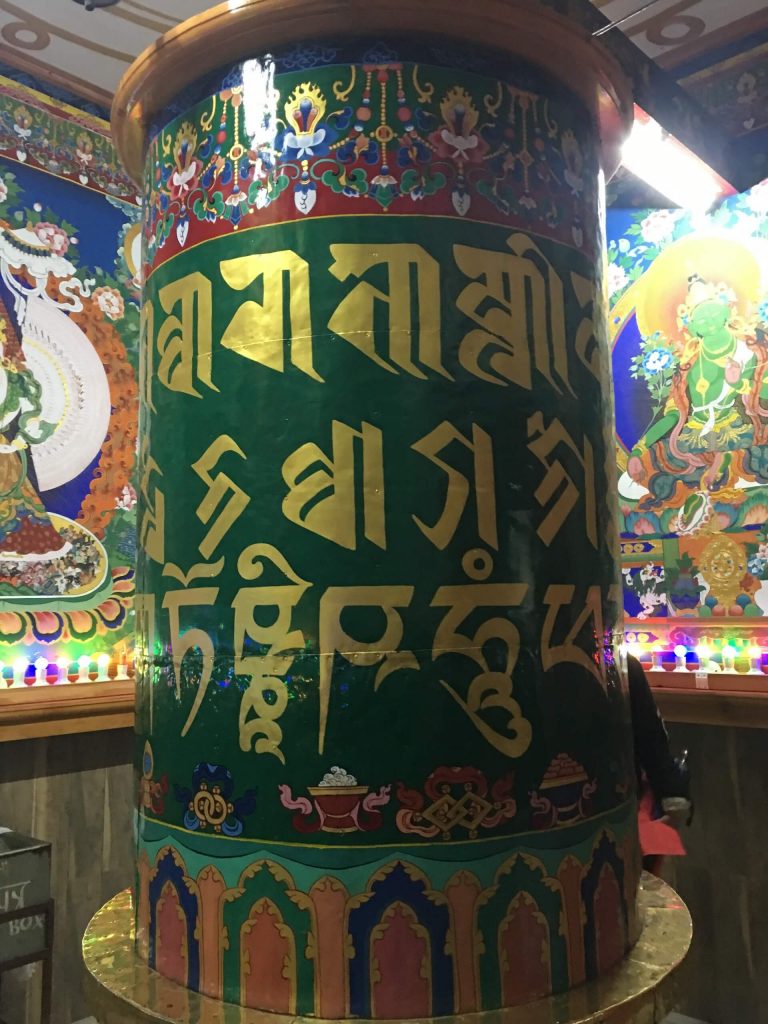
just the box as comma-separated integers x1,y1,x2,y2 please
660,796,691,831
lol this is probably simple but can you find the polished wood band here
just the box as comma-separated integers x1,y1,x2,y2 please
111,0,633,185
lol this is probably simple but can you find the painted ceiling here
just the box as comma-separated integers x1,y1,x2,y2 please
0,0,763,100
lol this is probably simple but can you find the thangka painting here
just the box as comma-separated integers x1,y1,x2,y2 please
608,180,768,632
0,153,139,659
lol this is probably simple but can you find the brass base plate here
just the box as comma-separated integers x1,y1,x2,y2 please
83,874,691,1024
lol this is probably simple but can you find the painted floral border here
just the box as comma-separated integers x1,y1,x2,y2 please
0,73,138,204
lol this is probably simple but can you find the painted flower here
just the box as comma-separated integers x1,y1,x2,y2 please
745,178,768,217
93,286,125,322
429,87,489,164
642,347,674,374
170,122,202,202
76,132,94,164
371,172,397,189
280,83,332,159
607,262,628,297
748,554,767,578
0,178,6,204
13,106,32,139
640,209,677,246
33,221,70,256
115,484,136,511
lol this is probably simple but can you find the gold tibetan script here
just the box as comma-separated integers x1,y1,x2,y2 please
282,420,386,550
162,559,223,736
454,232,572,394
191,435,251,559
234,544,310,764
318,586,418,753
412,421,497,550
328,243,448,379
571,271,603,381
219,249,320,380
541,583,621,691
156,271,216,397
138,440,164,565
432,583,531,757
527,412,597,548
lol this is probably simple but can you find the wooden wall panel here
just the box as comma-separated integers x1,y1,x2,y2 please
0,730,133,1024
665,723,768,1024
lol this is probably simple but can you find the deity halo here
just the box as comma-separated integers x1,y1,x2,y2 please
630,234,765,342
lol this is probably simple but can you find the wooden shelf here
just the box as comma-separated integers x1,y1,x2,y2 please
2,671,766,739
652,684,768,729
0,681,135,742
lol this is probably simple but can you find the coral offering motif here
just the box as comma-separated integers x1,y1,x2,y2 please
396,766,516,839
279,766,391,833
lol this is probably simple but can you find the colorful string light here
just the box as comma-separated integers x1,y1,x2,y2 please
0,652,134,687
624,634,766,675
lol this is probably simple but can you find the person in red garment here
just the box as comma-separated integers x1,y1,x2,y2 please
627,655,692,875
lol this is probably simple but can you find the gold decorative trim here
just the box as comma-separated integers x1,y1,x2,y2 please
83,877,692,1024
110,0,633,186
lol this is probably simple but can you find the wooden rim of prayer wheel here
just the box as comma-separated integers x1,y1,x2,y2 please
111,0,633,186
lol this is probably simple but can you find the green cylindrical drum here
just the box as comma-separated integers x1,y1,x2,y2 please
117,2,638,1016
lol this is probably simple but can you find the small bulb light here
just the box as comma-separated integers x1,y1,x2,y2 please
673,645,687,658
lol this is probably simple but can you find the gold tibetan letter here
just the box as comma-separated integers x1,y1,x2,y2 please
233,544,310,764
411,421,497,550
156,271,216,397
454,232,571,394
282,420,385,550
328,243,448,378
527,412,597,549
541,584,607,690
219,250,320,381
162,559,224,737
191,435,251,559
431,583,531,757
138,440,164,565
318,585,417,753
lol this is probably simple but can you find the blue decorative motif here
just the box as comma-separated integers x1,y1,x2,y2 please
347,860,453,1017
174,763,257,837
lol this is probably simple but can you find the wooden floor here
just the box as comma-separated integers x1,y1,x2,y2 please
0,730,133,1024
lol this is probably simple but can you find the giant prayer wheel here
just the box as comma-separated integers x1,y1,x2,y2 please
113,1,640,1016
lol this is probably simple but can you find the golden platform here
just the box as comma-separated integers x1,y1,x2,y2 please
83,874,691,1024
